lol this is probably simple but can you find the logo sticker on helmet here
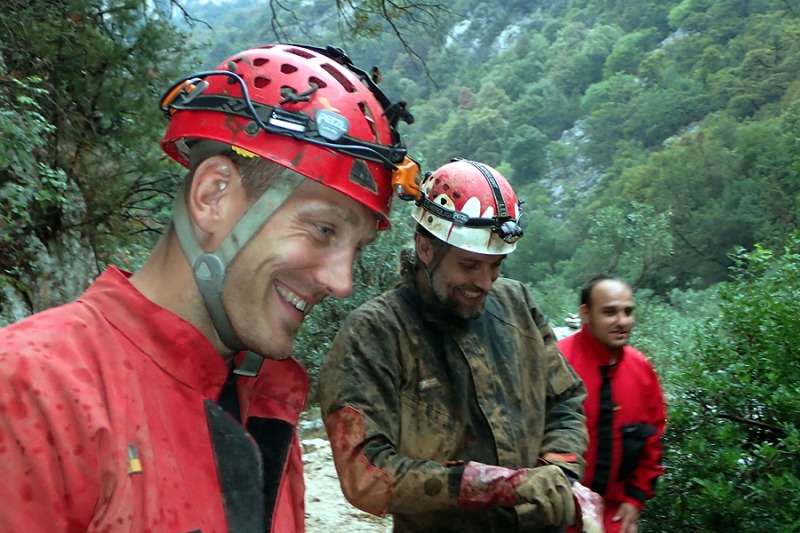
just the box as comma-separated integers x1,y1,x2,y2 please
315,109,349,141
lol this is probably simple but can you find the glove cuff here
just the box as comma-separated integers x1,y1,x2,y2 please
457,461,527,509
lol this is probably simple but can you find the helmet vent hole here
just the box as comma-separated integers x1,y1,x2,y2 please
254,76,270,89
359,102,380,143
453,191,461,199
287,47,314,59
322,63,355,92
309,76,327,89
253,58,269,67
281,64,298,74
349,160,378,193
439,198,447,205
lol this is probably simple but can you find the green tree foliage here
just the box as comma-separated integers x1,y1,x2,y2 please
561,202,674,289
487,33,547,101
708,12,800,119
0,73,69,298
567,0,675,33
644,237,800,531
503,182,579,288
421,81,512,167
580,73,641,164
549,23,623,96
593,89,800,290
0,0,191,303
504,125,549,183
603,29,662,77
508,78,579,141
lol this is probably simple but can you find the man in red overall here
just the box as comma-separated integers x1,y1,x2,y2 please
559,275,667,533
0,44,416,532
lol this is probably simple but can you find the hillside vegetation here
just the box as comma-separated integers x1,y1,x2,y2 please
1,0,798,529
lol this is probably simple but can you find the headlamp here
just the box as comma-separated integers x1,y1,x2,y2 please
392,157,422,201
497,219,523,244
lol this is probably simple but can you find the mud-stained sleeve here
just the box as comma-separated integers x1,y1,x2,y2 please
529,291,589,480
318,302,462,517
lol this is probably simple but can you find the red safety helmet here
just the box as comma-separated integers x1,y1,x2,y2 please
412,159,523,255
160,44,411,230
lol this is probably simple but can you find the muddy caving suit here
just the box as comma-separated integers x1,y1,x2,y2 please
318,277,588,532
559,326,667,533
0,266,308,532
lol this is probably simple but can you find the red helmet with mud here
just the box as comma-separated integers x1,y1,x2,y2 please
412,159,523,255
160,44,410,230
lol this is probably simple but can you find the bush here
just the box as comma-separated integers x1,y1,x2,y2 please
642,234,800,532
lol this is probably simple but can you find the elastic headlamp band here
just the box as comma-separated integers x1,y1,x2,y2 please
457,159,509,218
417,195,518,228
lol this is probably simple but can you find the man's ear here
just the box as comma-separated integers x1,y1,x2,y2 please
415,233,434,267
578,303,590,323
187,156,240,235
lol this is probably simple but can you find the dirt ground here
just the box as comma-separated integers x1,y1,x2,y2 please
300,407,393,533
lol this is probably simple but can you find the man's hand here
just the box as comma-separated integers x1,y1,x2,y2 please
514,465,575,526
457,462,574,526
612,502,640,533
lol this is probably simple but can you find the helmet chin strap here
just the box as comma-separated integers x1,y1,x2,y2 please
172,171,305,365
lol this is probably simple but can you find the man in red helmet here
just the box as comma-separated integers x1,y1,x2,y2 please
559,275,667,533
0,44,416,532
318,159,589,532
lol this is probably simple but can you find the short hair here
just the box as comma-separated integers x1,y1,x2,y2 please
184,142,288,201
166,145,292,237
580,274,626,307
399,223,451,280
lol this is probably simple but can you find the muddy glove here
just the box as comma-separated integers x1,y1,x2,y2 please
457,462,575,526
515,465,576,526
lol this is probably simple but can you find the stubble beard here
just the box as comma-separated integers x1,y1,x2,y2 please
431,277,485,320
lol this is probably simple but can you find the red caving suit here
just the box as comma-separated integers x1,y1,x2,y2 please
559,326,667,533
0,266,308,532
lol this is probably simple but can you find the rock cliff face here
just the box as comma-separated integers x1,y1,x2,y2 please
541,122,605,208
0,228,98,326
0,184,98,326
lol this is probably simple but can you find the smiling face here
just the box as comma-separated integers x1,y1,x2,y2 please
417,235,505,319
222,178,377,359
580,279,635,355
